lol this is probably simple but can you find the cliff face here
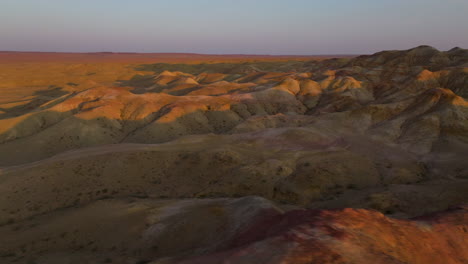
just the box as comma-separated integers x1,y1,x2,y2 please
0,46,467,263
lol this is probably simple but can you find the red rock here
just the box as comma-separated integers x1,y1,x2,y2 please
177,206,468,264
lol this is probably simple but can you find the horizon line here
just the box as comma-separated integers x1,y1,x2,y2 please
0,50,362,57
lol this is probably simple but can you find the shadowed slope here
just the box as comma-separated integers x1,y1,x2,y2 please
1,197,466,264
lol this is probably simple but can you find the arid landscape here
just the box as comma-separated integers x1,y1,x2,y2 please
0,46,467,263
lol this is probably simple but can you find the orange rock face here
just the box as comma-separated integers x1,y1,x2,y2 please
179,206,468,264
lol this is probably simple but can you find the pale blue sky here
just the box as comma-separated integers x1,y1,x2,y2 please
1,0,467,54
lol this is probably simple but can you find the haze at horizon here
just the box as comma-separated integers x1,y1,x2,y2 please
1,0,467,55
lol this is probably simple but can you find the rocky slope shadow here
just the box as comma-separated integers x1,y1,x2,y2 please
0,197,467,264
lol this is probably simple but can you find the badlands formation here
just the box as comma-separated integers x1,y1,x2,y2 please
0,46,467,263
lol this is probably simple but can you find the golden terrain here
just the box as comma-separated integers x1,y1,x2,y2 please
0,47,467,264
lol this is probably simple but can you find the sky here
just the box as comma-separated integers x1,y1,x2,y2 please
1,0,467,55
